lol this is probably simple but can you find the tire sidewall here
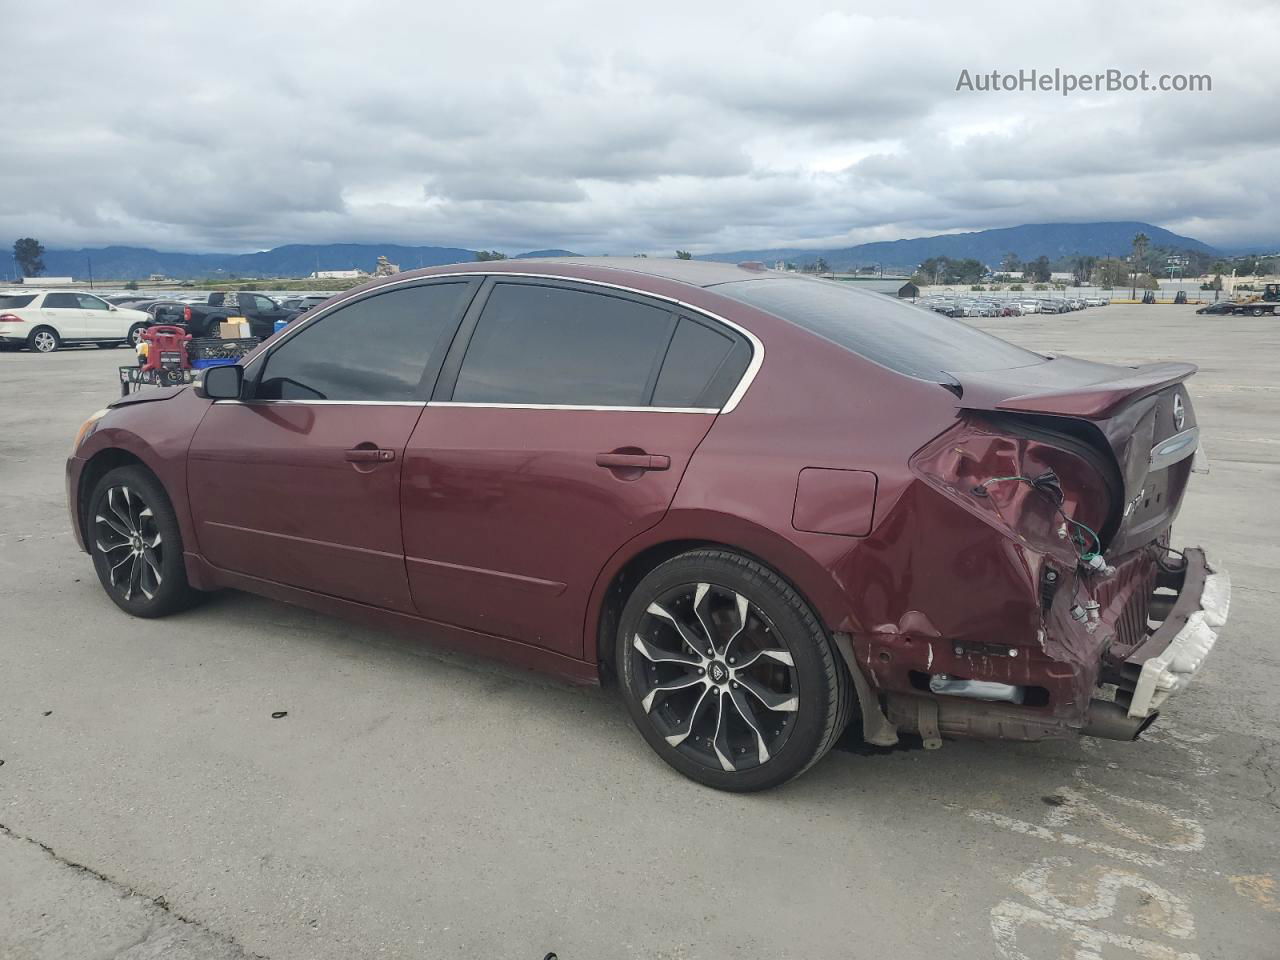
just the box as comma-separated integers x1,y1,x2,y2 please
88,466,190,617
28,327,58,353
128,324,147,347
617,551,840,791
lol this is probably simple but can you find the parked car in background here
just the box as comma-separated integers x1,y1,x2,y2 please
67,258,1227,791
128,299,191,325
181,291,301,339
279,294,331,314
1196,301,1239,315
0,290,152,352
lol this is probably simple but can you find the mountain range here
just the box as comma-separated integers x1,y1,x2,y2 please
696,221,1218,272
20,222,1220,281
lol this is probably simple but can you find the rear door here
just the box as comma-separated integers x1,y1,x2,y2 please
187,279,477,610
402,278,753,658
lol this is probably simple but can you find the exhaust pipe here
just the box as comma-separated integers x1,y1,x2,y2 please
1081,700,1158,741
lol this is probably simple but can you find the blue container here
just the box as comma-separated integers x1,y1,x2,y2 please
274,319,289,335
192,356,238,370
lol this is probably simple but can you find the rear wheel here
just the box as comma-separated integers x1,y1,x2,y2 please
28,326,59,353
88,466,200,618
1252,307,1264,317
617,549,853,791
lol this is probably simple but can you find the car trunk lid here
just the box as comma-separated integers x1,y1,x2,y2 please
952,357,1199,556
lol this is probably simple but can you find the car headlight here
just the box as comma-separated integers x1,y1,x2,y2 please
72,408,109,453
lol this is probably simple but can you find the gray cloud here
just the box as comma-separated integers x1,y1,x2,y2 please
0,0,1276,255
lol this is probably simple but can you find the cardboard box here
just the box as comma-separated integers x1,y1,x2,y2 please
218,319,250,339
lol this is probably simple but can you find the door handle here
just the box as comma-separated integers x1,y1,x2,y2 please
345,448,395,463
595,452,670,471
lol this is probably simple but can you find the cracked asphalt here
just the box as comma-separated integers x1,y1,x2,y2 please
1,304,1277,959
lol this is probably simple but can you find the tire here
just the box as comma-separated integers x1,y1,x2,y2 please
617,549,853,791
27,326,59,353
87,465,200,618
128,323,147,347
1252,307,1264,317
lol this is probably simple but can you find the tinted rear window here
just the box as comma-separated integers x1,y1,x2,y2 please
714,278,1045,382
0,294,36,309
452,283,674,406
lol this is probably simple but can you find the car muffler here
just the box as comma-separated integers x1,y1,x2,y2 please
1081,700,1158,741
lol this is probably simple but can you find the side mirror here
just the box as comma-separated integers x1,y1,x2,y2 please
196,363,244,400
109,304,118,311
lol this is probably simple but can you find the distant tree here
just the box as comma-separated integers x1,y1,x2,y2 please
814,257,830,274
1000,252,1022,273
1018,257,1049,284
1071,255,1097,286
634,253,648,258
1092,258,1129,288
474,250,507,261
675,250,693,260
13,237,45,278
1009,283,1024,291
124,280,139,290
1129,233,1151,298
1131,233,1150,273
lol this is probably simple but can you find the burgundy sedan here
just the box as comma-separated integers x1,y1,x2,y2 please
67,259,1229,791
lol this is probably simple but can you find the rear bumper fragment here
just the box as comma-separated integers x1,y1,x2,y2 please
1123,547,1230,719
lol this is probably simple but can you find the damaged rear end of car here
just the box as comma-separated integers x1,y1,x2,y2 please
862,358,1229,748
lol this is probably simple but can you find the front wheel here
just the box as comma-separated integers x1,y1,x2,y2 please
128,323,147,347
88,466,201,618
617,549,853,792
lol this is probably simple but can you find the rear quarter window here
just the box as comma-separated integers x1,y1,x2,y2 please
714,277,1045,383
0,294,36,309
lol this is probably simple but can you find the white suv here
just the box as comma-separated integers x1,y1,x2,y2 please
0,290,153,353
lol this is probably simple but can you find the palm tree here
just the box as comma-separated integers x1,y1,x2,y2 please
1131,232,1150,299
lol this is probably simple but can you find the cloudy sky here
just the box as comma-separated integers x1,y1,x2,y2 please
2,0,1277,254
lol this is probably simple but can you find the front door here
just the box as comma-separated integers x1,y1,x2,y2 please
186,279,477,610
402,279,752,658
75,293,119,339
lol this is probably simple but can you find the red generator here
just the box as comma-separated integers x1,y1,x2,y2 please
119,325,194,395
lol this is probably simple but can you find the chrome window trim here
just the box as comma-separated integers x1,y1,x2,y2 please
258,271,764,414
210,399,716,413
210,399,424,407
428,401,717,414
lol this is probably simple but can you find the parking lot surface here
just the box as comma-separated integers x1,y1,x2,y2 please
2,304,1277,959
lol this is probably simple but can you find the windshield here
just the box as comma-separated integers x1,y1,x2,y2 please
713,277,1047,383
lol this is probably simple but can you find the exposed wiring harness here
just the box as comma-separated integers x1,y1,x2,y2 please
971,470,1102,557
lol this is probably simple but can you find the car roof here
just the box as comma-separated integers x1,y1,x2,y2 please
402,256,778,290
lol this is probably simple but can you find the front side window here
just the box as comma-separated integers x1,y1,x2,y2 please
253,295,276,313
451,283,674,406
255,283,472,402
43,293,80,309
77,294,110,310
